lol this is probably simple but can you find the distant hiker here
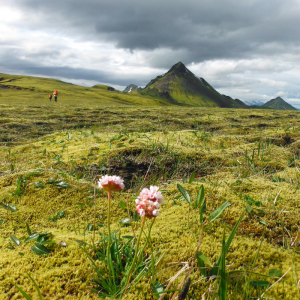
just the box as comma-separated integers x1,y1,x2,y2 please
49,94,52,101
53,90,58,102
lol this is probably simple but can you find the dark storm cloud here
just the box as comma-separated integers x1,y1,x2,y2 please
10,0,300,66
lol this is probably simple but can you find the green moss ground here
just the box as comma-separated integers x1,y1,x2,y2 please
0,78,300,299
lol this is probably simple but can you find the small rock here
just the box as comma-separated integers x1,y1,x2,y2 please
60,241,67,247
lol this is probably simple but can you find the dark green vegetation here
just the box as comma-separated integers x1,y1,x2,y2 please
0,74,300,299
261,97,297,110
140,62,248,108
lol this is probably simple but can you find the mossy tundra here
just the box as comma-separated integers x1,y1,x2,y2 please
0,78,300,299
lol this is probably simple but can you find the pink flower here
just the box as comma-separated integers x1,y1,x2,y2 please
135,186,164,219
138,185,164,204
136,199,160,219
98,175,124,193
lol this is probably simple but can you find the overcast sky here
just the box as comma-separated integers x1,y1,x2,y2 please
2,0,300,105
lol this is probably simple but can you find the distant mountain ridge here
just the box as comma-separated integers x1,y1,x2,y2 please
140,62,248,108
261,97,297,110
123,84,142,93
0,69,298,110
244,100,265,106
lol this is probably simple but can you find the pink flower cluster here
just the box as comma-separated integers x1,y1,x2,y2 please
98,175,125,192
135,186,164,219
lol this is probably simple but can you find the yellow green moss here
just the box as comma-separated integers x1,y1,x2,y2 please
1,106,300,299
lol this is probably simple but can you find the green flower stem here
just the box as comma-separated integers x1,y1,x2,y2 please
92,180,97,256
107,192,116,286
107,192,111,243
124,216,146,295
143,219,156,284
138,218,156,265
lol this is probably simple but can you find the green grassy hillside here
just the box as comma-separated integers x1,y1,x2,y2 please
0,73,167,107
141,62,248,108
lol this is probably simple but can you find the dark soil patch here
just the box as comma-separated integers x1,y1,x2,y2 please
208,126,221,131
257,123,268,128
7,123,31,130
248,115,263,118
75,148,218,189
246,137,263,143
273,134,295,147
227,118,240,122
35,122,48,126
105,149,219,188
0,137,12,143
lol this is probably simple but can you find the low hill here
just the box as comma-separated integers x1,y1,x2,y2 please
141,62,248,108
261,97,297,110
0,73,167,107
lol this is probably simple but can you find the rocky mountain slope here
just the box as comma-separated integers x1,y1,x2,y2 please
123,84,142,93
140,62,248,108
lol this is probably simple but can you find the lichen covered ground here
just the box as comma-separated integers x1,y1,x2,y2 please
1,104,300,299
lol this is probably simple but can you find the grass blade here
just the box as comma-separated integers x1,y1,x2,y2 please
12,283,32,300
188,172,195,184
31,243,50,255
26,223,32,236
219,230,227,300
10,235,21,246
196,251,213,267
208,201,231,223
177,184,191,204
211,210,245,276
200,200,206,224
25,233,40,242
54,181,70,188
196,251,212,277
194,185,204,209
27,273,43,300
269,269,282,278
197,258,206,277
250,280,269,288
152,281,164,299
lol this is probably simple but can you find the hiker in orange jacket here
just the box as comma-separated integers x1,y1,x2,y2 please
49,94,52,101
53,90,58,102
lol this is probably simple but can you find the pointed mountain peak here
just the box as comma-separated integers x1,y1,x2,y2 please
173,61,185,68
262,96,297,110
142,61,247,108
168,61,188,74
